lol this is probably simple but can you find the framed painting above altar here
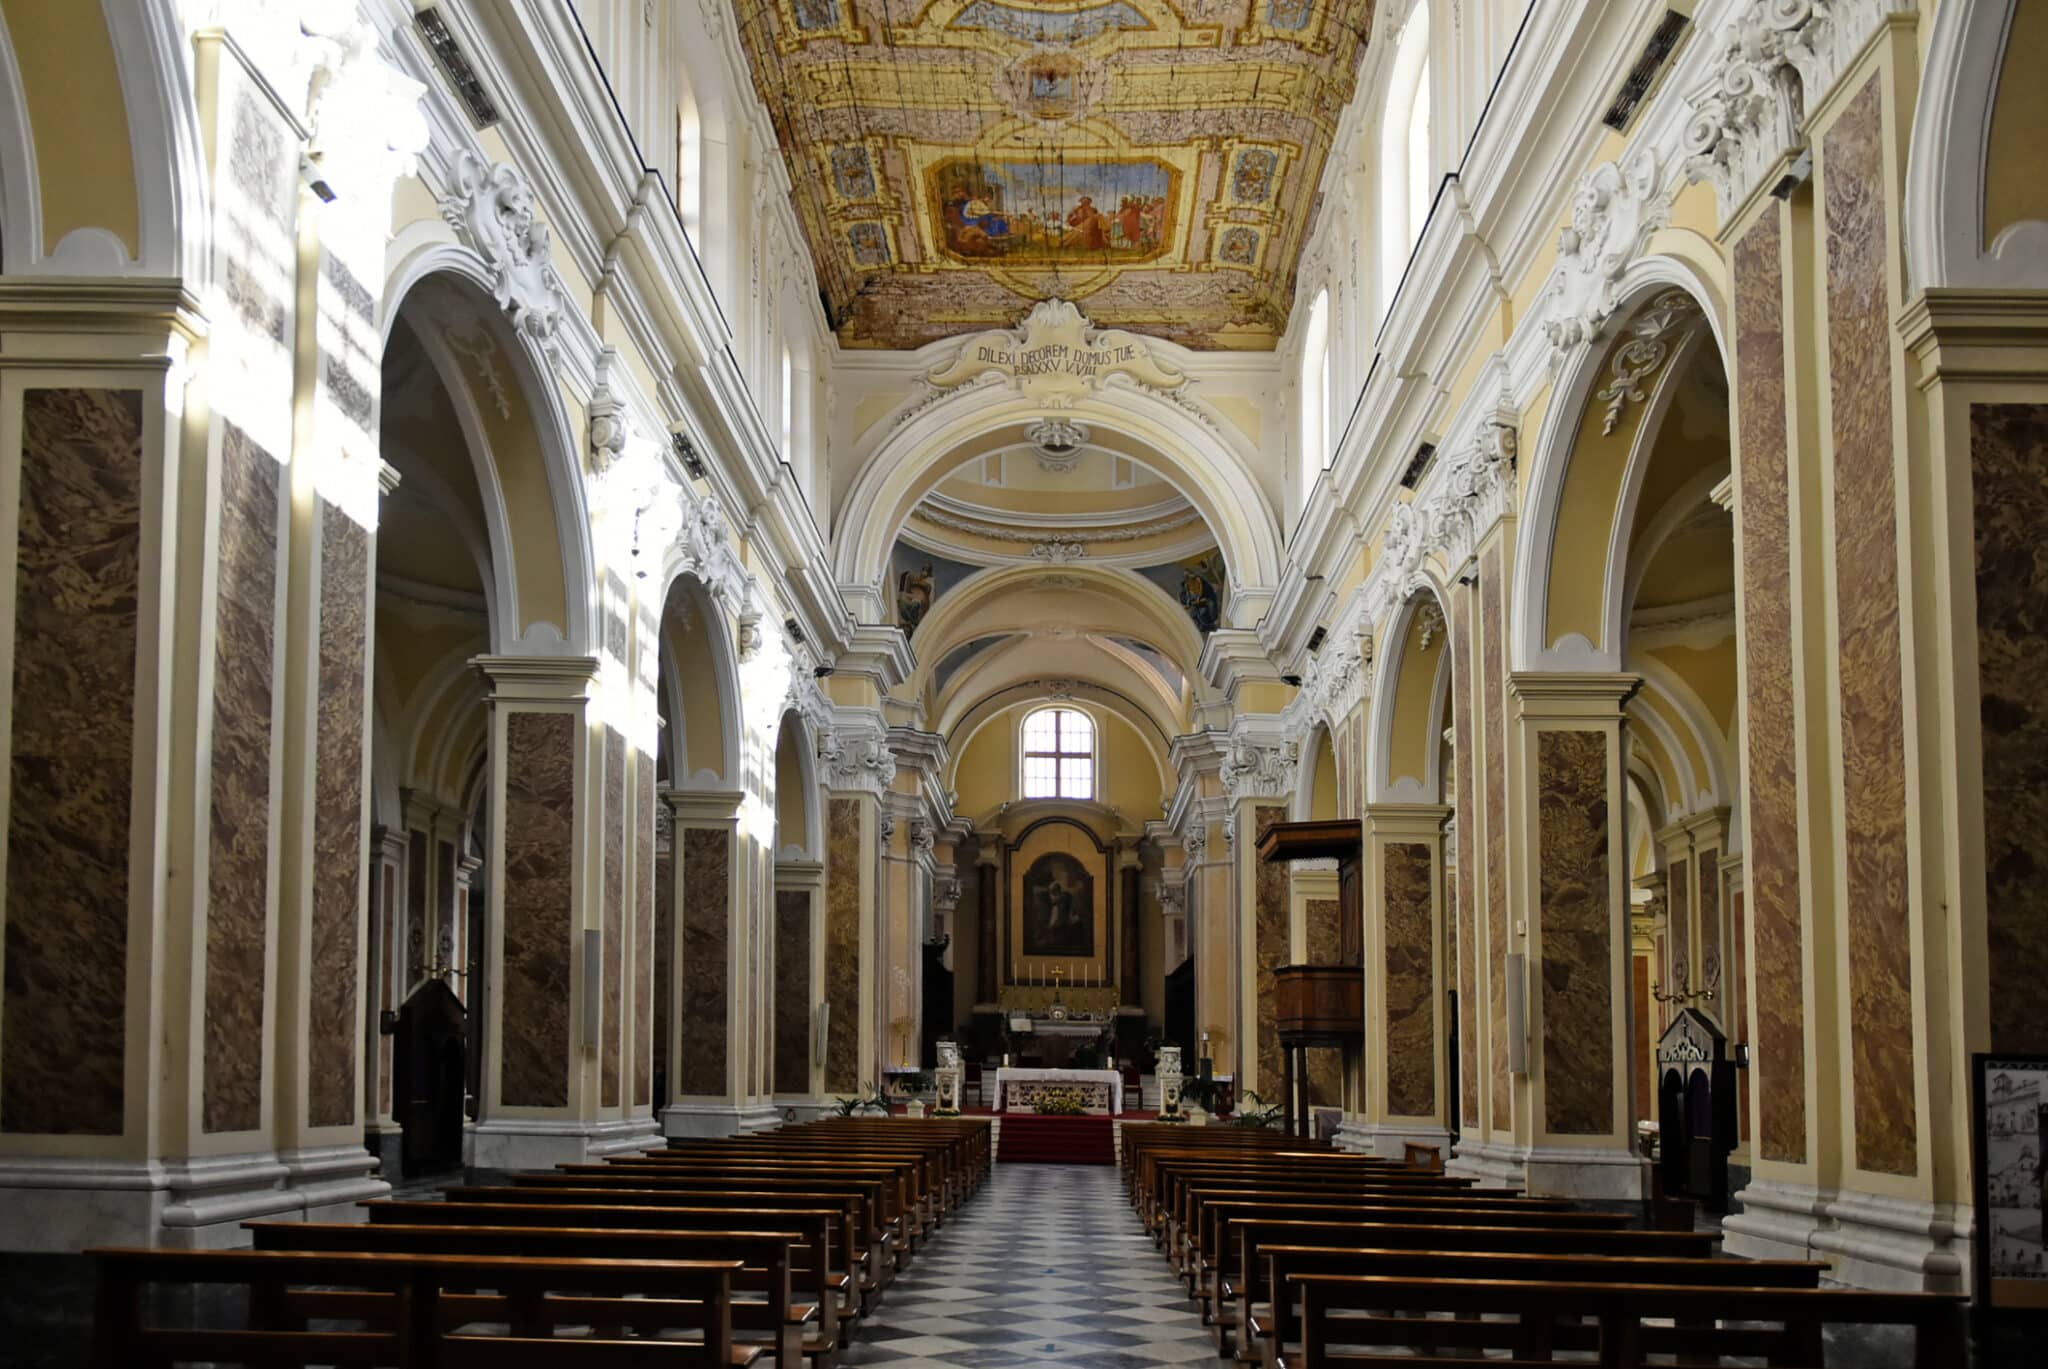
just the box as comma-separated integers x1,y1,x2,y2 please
1022,851,1094,956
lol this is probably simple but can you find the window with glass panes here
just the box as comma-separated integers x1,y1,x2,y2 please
1021,707,1094,800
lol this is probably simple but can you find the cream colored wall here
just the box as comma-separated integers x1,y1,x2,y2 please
0,0,137,256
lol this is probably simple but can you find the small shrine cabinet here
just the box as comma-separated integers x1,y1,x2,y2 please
1258,820,1365,1136
1656,1007,1738,1213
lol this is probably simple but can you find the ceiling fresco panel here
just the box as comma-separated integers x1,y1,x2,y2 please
732,0,1376,350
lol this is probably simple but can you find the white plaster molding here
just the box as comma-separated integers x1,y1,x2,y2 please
441,149,568,348
817,714,896,797
1542,146,1672,358
1221,723,1301,803
1423,418,1518,571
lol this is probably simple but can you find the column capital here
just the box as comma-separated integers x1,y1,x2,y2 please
472,653,601,704
1507,670,1642,720
1361,802,1454,840
662,787,745,825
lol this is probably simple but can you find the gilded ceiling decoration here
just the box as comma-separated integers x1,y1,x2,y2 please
732,0,1376,350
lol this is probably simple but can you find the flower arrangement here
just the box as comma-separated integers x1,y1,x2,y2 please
1033,1086,1090,1116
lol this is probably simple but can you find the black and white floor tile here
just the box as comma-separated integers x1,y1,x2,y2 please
839,1163,1216,1368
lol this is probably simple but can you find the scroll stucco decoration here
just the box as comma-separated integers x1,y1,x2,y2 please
667,492,747,608
818,725,897,796
1222,732,1301,802
1543,147,1670,358
925,300,1189,408
299,12,428,210
1425,421,1518,570
443,151,567,347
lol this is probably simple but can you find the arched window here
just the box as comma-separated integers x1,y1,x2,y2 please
779,343,794,459
1021,707,1095,800
676,89,703,238
1377,9,1433,323
1299,288,1332,492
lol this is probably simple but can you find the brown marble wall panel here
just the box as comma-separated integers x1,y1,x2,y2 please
1734,207,1808,1165
1668,857,1691,992
1305,897,1343,1106
406,830,427,985
1633,955,1652,1125
2,388,142,1136
635,757,655,1108
1481,549,1510,1125
1255,805,1288,1094
825,798,862,1092
1974,403,2048,1054
1383,841,1436,1117
601,727,625,1107
307,503,367,1128
1733,886,1750,1142
654,828,674,1104
435,840,455,971
1698,851,1721,1001
1824,79,1917,1177
379,863,396,1116
677,826,730,1096
1451,593,1479,1126
203,422,278,1133
1537,729,1614,1136
774,889,811,1094
501,710,575,1107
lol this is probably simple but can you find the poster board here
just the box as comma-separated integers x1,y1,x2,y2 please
1975,1053,2048,1312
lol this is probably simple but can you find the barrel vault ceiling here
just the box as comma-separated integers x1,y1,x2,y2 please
733,0,1376,350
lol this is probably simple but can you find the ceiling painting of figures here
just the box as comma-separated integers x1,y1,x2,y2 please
730,0,1377,350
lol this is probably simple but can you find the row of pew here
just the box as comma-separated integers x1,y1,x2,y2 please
1120,1123,1964,1368
88,1117,991,1367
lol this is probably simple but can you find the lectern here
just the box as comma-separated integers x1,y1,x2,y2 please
1257,820,1364,1137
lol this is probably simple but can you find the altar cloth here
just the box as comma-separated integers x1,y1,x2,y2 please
992,1066,1124,1115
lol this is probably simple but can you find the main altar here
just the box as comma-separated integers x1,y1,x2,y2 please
991,1066,1125,1115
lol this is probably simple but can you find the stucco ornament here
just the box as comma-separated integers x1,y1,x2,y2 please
443,151,567,347
1543,147,1669,358
1031,538,1087,564
1426,421,1517,569
925,300,1188,408
1222,732,1300,801
1027,417,1090,473
587,351,630,477
1302,626,1373,728
1380,501,1426,580
298,11,427,212
667,491,746,607
817,725,897,796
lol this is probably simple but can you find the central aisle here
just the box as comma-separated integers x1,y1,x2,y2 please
839,1162,1216,1367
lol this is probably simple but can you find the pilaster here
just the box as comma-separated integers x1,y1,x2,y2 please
1353,804,1451,1160
660,787,746,1138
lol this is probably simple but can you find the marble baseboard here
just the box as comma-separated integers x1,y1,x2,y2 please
1519,1144,1647,1201
466,1119,608,1171
661,1102,752,1138
1730,1178,1974,1292
1445,1135,1526,1189
366,1126,404,1178
274,1144,388,1219
583,1117,665,1156
1333,1118,1453,1162
738,1103,785,1133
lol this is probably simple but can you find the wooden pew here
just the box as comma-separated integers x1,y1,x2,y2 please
1285,1270,1965,1369
451,1182,884,1313
1243,1229,1770,1367
589,1160,919,1259
89,1246,747,1367
287,1216,829,1367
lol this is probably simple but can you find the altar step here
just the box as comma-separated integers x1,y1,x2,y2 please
995,1112,1116,1166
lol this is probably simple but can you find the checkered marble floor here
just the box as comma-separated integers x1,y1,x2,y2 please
838,1163,1215,1368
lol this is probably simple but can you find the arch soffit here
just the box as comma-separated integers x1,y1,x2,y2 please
772,708,824,861
1629,652,1734,815
836,386,1284,599
384,238,598,657
930,632,1186,735
1366,585,1454,805
0,0,208,279
657,569,743,789
906,564,1210,697
1906,0,2048,291
1290,721,1340,822
1512,256,1731,674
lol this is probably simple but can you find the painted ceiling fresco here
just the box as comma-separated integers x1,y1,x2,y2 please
733,1,1376,350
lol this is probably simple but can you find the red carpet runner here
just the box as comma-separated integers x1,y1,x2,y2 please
996,1112,1116,1165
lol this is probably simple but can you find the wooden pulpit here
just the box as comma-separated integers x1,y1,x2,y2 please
1257,820,1364,1137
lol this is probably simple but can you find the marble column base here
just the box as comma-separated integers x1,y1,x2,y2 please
466,1119,611,1170
738,1103,785,1132
583,1117,666,1157
661,1102,748,1138
774,1098,837,1124
1726,1177,1973,1292
1333,1119,1453,1162
1445,1135,1526,1189
1519,1144,1647,1201
365,1124,404,1178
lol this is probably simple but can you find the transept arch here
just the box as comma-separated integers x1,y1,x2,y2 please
835,385,1284,619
